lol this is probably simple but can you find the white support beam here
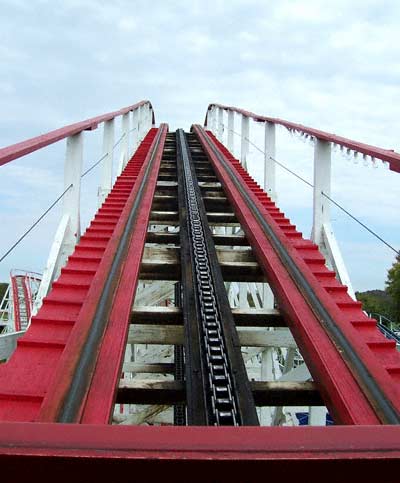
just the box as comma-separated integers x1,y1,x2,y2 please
99,118,115,205
264,121,276,201
35,133,84,310
322,223,356,299
241,114,249,170
210,106,217,134
308,406,327,426
132,108,139,151
311,139,355,299
119,112,130,174
217,107,223,141
311,139,331,246
227,110,234,153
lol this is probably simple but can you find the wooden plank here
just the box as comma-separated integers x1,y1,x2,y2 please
232,308,285,327
122,363,175,374
146,231,180,245
117,380,322,406
251,381,323,406
132,306,182,324
140,246,264,282
131,307,285,327
117,380,184,405
127,324,296,348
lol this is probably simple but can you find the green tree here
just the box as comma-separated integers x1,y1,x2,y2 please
386,254,400,325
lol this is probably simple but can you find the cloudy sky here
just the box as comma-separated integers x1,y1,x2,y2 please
0,0,399,292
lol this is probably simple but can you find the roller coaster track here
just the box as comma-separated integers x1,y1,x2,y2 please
0,104,399,480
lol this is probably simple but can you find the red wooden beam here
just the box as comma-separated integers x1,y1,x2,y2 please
37,125,167,423
80,124,168,424
0,423,399,482
0,100,154,167
207,103,400,173
194,125,400,424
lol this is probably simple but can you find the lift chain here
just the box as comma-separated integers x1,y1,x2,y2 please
178,130,239,425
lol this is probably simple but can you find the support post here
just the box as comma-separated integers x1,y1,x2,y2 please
227,110,234,153
211,107,217,134
34,133,84,311
118,112,130,175
264,122,276,201
132,108,139,151
260,348,274,425
63,133,84,242
311,139,355,298
217,107,223,141
311,139,331,246
241,114,249,170
98,119,115,205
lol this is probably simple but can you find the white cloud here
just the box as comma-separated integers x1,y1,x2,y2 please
0,0,399,291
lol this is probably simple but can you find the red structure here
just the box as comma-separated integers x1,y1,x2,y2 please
0,102,399,480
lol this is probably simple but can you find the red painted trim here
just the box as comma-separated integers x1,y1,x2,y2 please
10,276,21,332
81,125,168,423
0,423,399,482
206,103,400,173
37,126,166,422
0,100,155,167
194,125,400,424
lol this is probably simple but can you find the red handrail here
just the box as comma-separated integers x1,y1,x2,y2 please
0,100,154,167
206,103,400,173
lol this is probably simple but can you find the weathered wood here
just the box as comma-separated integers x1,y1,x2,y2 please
117,379,185,405
212,234,248,246
117,380,322,406
127,324,296,348
146,231,180,245
140,246,264,282
122,362,175,374
251,381,323,406
132,306,182,324
232,308,285,327
131,306,285,327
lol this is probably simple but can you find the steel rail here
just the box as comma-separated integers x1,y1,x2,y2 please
38,125,167,423
176,129,258,425
194,125,400,424
206,103,400,173
0,100,154,167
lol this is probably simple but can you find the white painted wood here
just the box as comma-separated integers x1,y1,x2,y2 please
99,118,115,205
278,362,311,382
311,139,331,246
0,330,24,360
117,112,130,174
322,222,356,299
240,114,249,169
132,108,139,150
308,406,327,426
264,121,276,200
217,107,223,141
260,347,274,425
227,110,234,153
37,131,84,307
34,214,71,311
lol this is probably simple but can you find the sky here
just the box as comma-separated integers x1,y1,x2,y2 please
0,0,399,292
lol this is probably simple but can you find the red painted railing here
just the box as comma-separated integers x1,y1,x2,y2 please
0,100,154,166
206,103,400,173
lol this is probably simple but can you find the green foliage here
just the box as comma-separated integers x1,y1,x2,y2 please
386,254,400,324
355,289,395,322
0,283,8,303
